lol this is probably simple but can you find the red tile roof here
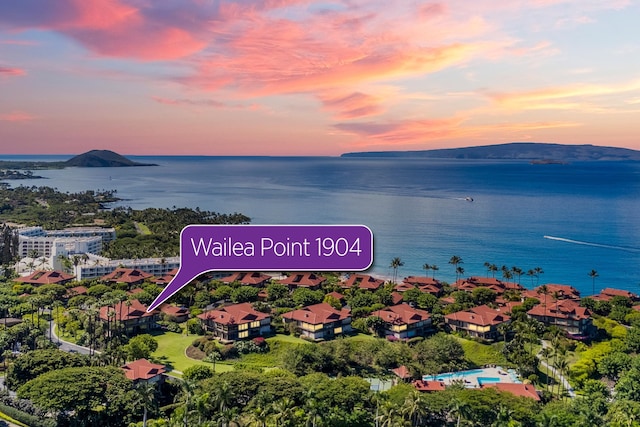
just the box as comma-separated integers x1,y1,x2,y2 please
326,291,345,300
413,380,446,392
127,287,145,295
221,271,272,286
402,276,442,287
534,284,580,300
394,282,415,292
601,288,638,299
527,298,591,321
371,303,430,326
445,305,511,327
453,277,524,294
99,299,157,322
392,365,411,379
281,303,350,325
16,270,74,285
65,285,88,297
390,291,404,305
160,304,189,317
482,383,540,401
342,274,384,291
121,359,166,381
101,268,153,284
278,272,326,288
153,269,178,285
197,302,269,325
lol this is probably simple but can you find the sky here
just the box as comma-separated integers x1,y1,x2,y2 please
1,0,640,156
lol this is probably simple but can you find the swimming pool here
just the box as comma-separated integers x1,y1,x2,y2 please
477,377,501,385
423,367,522,387
427,369,483,381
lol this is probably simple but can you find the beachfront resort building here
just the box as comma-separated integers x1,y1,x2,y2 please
278,272,326,290
371,303,432,340
75,255,180,280
101,268,153,286
121,359,166,385
17,226,115,258
527,298,593,337
15,270,75,286
221,272,272,287
197,302,271,342
98,299,159,335
341,274,385,291
444,305,511,341
281,303,352,341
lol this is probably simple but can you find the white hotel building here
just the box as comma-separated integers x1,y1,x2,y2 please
75,255,180,281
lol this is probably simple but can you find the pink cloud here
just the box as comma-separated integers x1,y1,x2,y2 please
0,0,208,60
0,66,26,77
0,111,35,122
152,96,259,111
318,92,384,119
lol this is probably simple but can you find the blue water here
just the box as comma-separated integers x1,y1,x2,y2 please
3,155,640,296
426,369,484,381
477,377,501,385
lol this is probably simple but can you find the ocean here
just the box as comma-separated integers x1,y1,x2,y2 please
3,155,640,296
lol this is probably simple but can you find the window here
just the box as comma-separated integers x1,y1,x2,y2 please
239,331,248,339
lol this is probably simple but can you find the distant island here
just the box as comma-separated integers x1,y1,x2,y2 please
341,142,640,162
64,150,156,167
0,150,156,178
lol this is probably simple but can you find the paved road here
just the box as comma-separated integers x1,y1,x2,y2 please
47,320,96,355
537,340,575,398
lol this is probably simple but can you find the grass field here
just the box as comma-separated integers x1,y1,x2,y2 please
454,336,510,367
151,331,232,374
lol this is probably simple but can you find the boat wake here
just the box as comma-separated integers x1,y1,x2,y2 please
543,235,640,253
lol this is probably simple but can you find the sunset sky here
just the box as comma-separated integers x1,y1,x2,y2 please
1,0,640,156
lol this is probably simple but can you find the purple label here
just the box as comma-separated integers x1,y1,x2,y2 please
147,225,373,311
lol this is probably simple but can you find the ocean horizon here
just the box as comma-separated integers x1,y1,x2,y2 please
2,154,640,297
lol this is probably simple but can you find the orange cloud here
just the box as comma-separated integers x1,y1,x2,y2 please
318,92,384,119
487,80,640,110
0,111,35,122
334,116,579,147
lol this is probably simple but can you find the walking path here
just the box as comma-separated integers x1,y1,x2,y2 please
537,340,575,398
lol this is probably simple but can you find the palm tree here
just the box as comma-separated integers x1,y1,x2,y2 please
450,397,472,427
484,261,492,276
554,356,569,397
390,257,404,284
423,263,430,277
492,404,514,427
527,269,536,287
534,267,544,286
376,401,401,427
430,264,439,279
588,269,599,296
134,382,157,427
511,266,523,284
540,346,553,388
552,291,561,326
489,263,498,278
402,390,427,426
449,255,463,282
456,266,465,281
175,379,198,427
537,284,550,319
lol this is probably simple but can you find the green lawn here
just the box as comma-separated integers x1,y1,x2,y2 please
54,324,80,344
454,337,510,367
134,221,151,235
150,331,232,374
345,333,378,342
